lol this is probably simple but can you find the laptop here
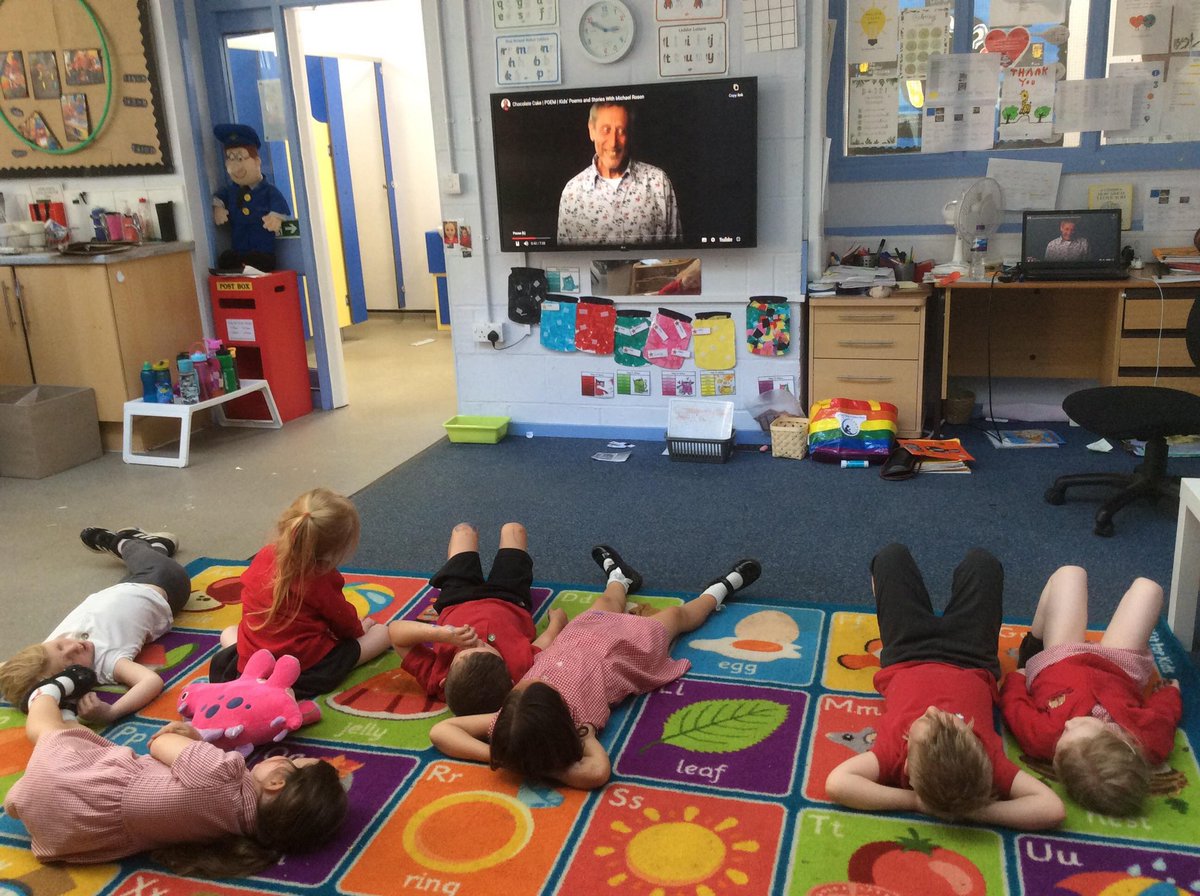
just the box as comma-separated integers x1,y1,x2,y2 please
1020,208,1128,281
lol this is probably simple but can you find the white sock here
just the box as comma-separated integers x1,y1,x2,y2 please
703,570,744,606
26,684,63,706
607,567,633,591
61,707,78,722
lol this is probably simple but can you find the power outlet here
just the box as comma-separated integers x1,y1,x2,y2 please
472,320,505,344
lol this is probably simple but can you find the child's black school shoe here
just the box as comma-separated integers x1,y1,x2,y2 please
706,558,762,597
21,664,98,713
591,544,643,595
1017,632,1045,669
81,526,178,558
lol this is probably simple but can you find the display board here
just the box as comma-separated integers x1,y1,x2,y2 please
0,0,172,176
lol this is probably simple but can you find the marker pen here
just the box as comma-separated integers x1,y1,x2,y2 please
840,460,869,468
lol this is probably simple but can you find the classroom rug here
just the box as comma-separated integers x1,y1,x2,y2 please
2,559,1199,896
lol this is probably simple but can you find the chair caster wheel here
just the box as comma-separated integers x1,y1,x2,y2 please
1093,517,1115,537
1044,487,1065,505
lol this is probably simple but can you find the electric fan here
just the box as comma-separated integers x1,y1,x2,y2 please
931,177,1005,277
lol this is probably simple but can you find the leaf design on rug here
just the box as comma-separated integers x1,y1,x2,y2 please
642,698,788,754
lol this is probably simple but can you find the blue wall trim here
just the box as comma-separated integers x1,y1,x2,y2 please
376,62,406,310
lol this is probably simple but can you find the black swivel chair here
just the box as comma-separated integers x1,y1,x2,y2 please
1044,298,1200,536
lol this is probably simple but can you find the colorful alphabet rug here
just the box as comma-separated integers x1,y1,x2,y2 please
2,559,1199,896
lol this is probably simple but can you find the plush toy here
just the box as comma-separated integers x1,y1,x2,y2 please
211,122,290,273
178,649,320,756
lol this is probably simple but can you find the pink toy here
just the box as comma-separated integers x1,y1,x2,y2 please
178,649,321,755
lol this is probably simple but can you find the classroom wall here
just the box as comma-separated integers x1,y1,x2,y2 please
426,1,814,440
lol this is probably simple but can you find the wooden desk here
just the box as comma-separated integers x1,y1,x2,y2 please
936,278,1200,401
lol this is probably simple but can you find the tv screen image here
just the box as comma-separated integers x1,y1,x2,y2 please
490,77,757,253
1021,209,1122,266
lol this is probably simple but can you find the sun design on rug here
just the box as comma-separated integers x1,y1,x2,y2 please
592,803,760,895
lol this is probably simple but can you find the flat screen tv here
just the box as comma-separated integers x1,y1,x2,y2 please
490,77,757,253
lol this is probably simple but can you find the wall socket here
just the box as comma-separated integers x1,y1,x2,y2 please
472,320,505,344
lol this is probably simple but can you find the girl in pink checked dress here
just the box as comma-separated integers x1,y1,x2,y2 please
430,545,761,789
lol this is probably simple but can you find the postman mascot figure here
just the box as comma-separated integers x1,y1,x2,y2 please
211,123,290,272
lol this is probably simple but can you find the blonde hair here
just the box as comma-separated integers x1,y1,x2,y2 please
249,488,360,632
1054,725,1150,816
907,713,994,820
0,644,50,707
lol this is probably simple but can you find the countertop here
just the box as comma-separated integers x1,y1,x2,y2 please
0,241,195,266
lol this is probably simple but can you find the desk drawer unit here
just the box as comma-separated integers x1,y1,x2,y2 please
808,296,927,436
1119,288,1200,396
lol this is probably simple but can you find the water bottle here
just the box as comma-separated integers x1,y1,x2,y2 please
190,350,213,400
969,237,988,280
152,359,173,403
177,353,200,404
140,361,156,403
216,347,239,392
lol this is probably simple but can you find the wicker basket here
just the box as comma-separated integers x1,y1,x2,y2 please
770,414,809,459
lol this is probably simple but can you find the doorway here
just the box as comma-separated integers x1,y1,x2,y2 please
197,0,447,407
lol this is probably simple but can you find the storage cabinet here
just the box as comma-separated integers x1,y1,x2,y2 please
1119,286,1200,396
808,294,927,437
0,268,33,384
3,246,202,450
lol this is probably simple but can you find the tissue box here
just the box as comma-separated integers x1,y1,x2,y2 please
0,386,102,478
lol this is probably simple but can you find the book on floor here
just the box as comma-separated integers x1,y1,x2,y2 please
986,428,1065,448
897,438,974,473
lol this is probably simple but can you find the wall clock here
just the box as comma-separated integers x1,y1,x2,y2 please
579,0,636,63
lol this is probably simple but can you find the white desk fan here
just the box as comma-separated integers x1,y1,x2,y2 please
932,177,1004,277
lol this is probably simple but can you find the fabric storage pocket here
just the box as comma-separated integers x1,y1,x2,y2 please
614,309,652,367
575,296,617,355
747,296,791,356
642,308,693,370
693,311,736,370
540,295,578,352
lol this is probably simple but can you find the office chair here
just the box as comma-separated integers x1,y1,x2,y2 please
1044,298,1200,536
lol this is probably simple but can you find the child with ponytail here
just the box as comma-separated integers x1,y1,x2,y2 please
208,488,390,698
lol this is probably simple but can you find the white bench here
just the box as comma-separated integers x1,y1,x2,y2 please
1168,477,1200,650
122,378,282,467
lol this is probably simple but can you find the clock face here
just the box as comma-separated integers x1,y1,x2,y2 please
579,1,635,63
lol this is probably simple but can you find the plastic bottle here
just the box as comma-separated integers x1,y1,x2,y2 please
140,361,156,403
216,347,239,392
189,350,212,400
969,237,988,280
152,359,173,403
177,352,200,404
137,197,153,240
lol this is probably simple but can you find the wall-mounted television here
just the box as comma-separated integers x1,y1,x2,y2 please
490,77,757,253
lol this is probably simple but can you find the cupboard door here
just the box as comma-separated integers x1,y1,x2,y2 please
0,267,33,384
17,266,128,421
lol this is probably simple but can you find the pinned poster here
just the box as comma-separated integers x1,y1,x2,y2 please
997,64,1055,142
987,0,1066,26
1105,61,1165,143
1112,0,1171,57
847,0,898,65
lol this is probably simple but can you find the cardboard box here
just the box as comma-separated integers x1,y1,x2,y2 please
0,386,103,479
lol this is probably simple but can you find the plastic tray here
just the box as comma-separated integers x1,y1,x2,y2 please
666,431,735,463
444,415,510,444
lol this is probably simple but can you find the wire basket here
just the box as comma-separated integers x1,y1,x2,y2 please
666,432,735,463
770,414,809,459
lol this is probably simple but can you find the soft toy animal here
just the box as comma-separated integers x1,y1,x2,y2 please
178,649,320,755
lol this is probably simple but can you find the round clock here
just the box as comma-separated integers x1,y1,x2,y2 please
579,0,635,63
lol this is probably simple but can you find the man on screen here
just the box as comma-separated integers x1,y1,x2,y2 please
557,102,681,247
1044,220,1090,262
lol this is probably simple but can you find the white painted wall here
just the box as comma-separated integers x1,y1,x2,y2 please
292,2,442,312
425,1,812,438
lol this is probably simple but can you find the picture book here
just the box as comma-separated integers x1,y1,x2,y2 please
897,438,974,462
986,428,1065,448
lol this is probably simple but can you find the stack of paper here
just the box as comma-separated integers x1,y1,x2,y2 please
897,438,975,474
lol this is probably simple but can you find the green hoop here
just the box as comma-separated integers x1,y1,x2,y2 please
0,0,114,155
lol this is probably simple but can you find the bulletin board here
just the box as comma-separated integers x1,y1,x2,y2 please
0,0,172,177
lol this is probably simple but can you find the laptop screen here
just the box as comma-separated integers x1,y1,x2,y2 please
1021,208,1123,273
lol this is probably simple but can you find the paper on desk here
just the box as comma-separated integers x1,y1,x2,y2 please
986,159,1061,210
592,451,631,463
